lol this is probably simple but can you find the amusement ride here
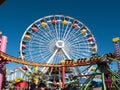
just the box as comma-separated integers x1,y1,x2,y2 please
0,15,120,90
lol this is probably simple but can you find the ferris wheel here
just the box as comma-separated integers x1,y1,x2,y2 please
20,15,97,75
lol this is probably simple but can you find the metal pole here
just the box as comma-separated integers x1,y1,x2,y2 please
101,73,106,90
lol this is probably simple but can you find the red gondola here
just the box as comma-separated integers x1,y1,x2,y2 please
32,27,38,32
88,37,93,42
72,23,78,28
22,45,26,49
51,19,57,25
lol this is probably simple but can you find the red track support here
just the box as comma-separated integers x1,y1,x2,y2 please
62,67,65,87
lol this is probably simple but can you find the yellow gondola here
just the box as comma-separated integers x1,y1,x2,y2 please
41,22,47,27
24,35,30,40
91,47,96,51
62,20,68,25
80,29,86,34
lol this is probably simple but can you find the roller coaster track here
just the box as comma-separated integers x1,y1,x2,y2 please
0,51,99,67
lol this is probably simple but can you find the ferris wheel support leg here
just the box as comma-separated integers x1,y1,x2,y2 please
61,48,78,75
42,49,58,73
62,67,65,88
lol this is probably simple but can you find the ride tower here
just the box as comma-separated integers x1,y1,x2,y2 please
112,37,120,73
0,32,8,90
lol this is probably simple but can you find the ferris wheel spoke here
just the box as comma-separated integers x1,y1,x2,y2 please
31,38,52,49
23,46,48,53
72,45,92,49
72,49,93,54
72,50,91,58
37,25,55,41
64,28,81,42
44,27,56,40
71,36,88,44
54,20,59,40
65,42,92,50
58,17,61,39
38,30,53,41
63,20,82,41
38,52,52,60
47,21,57,39
63,23,73,41
81,52,91,57
62,20,71,40
72,53,84,59
65,28,91,42
65,32,87,44
26,48,50,56
80,52,91,58
30,38,48,45
68,39,90,47
25,50,47,54
60,21,64,40
63,43,93,59
28,53,50,63
31,31,51,44
26,46,48,50
65,35,87,46
32,52,52,63
51,19,59,40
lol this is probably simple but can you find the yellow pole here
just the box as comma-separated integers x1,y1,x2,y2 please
34,66,39,85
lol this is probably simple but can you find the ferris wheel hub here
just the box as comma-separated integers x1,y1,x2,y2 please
56,40,64,48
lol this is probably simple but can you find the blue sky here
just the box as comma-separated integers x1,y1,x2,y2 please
0,0,120,71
